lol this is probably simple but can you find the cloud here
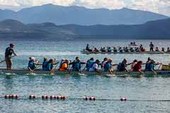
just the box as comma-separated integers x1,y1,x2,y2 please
127,0,170,16
73,0,125,9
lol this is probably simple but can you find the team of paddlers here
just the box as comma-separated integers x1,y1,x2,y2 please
27,56,161,74
2,43,167,74
85,42,170,53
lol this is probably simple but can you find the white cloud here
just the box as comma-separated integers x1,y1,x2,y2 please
0,0,169,16
73,0,125,9
128,0,170,16
0,0,20,6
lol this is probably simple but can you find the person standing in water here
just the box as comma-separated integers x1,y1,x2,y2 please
5,43,17,70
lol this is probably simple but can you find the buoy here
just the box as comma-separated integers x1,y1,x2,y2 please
91,96,96,100
89,96,95,101
57,96,61,100
4,95,9,99
120,97,127,101
4,94,18,99
29,95,36,99
83,96,88,100
42,95,48,99
50,95,56,100
13,95,18,99
61,96,66,100
9,95,13,99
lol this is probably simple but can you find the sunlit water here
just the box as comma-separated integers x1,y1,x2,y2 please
0,39,170,113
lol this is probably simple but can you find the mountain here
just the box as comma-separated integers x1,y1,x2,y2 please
60,18,170,39
0,19,77,40
0,4,168,25
0,18,169,40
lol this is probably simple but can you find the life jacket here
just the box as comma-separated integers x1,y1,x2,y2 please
72,60,81,71
28,60,36,70
89,63,99,72
42,61,48,71
5,47,13,57
101,61,107,68
145,63,154,71
86,60,94,71
47,63,53,71
59,62,68,71
104,62,111,72
133,63,141,71
117,62,126,71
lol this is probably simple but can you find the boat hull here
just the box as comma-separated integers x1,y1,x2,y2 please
81,49,168,54
0,69,170,77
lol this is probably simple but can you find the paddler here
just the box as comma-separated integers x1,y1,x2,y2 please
117,59,128,72
28,57,37,72
86,44,92,52
70,57,85,72
130,59,138,71
89,59,100,73
133,61,143,73
86,58,94,71
58,59,69,71
42,57,48,71
5,43,17,70
103,59,116,74
149,42,154,51
47,59,55,71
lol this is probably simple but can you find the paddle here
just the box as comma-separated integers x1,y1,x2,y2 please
50,61,59,75
0,55,16,64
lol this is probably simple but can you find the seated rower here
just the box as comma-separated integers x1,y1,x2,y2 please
133,61,143,73
46,59,55,71
70,57,85,72
100,47,106,52
119,47,123,53
28,57,37,72
89,59,100,73
161,47,165,52
155,47,159,51
124,47,129,52
107,47,112,52
58,59,69,71
86,58,94,71
167,47,170,52
130,59,138,71
145,59,156,72
42,57,48,71
129,47,134,52
94,48,99,53
104,59,116,74
101,57,108,69
140,44,145,52
145,57,151,70
45,58,58,71
117,59,128,72
113,47,117,53
135,47,140,52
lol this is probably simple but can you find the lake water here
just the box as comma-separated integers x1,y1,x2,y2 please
0,39,170,113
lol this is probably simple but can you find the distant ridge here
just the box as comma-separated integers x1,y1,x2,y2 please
0,18,169,40
0,4,168,25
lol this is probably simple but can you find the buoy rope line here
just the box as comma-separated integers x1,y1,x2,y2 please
0,95,170,102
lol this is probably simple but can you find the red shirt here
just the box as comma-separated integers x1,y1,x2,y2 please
133,63,142,72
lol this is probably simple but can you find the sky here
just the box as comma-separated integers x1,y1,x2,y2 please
0,0,169,16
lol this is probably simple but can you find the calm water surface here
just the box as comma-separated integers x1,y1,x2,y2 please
0,39,170,113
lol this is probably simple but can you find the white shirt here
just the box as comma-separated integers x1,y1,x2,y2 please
89,63,99,72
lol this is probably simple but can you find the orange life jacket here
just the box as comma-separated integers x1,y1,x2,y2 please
59,63,68,71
